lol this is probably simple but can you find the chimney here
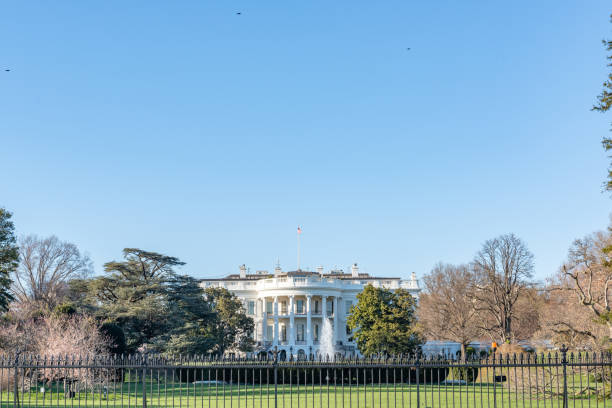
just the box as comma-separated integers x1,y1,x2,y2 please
351,263,359,278
316,266,324,275
411,272,419,289
239,264,247,279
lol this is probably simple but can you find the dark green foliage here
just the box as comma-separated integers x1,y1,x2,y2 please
100,322,127,355
593,14,612,191
52,302,77,316
174,365,448,384
203,286,255,355
90,248,186,352
158,275,217,355
347,285,422,356
452,346,479,382
89,248,253,356
0,208,16,312
451,366,479,382
64,278,97,315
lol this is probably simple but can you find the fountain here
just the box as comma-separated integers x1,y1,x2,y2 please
319,317,336,360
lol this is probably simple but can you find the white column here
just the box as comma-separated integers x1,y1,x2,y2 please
261,297,267,344
289,295,295,347
322,296,327,318
306,295,312,346
273,296,279,346
333,296,339,346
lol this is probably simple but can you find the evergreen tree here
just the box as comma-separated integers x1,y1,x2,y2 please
204,286,254,356
89,248,254,355
0,208,17,312
90,248,185,352
159,275,217,355
593,14,612,190
347,285,422,356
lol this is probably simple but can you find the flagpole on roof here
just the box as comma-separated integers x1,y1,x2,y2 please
297,226,301,271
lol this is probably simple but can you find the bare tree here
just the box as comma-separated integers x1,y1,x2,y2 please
537,284,607,350
472,233,535,343
542,229,612,348
13,235,92,310
418,263,481,359
509,286,542,341
0,315,110,391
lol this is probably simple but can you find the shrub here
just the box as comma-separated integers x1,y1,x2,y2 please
100,322,127,355
451,366,479,382
53,302,77,316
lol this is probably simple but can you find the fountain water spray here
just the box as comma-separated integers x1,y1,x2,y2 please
319,317,336,360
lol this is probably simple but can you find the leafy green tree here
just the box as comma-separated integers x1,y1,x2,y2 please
89,248,185,352
52,301,77,317
99,322,127,355
593,14,612,191
347,285,422,356
88,248,254,355
157,275,217,355
64,278,98,315
0,208,17,312
203,287,254,356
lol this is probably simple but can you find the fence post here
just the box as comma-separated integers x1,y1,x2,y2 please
415,353,421,408
561,345,568,408
492,352,497,408
142,353,148,408
13,351,20,408
273,346,278,408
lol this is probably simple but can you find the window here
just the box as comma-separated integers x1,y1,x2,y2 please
281,325,287,341
326,301,333,316
281,301,287,314
248,300,255,315
314,300,320,314
314,324,319,341
266,325,273,341
346,325,352,335
297,324,305,341
345,300,352,314
296,300,304,314
266,301,273,314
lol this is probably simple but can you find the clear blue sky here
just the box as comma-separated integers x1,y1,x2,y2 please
1,1,611,281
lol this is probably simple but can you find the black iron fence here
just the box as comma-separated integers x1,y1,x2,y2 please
0,349,610,407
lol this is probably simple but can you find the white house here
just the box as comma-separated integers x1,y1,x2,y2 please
200,263,420,359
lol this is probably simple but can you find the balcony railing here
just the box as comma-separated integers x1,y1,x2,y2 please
212,276,368,291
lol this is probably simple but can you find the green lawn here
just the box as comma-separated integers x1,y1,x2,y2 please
0,382,606,408
0,366,608,408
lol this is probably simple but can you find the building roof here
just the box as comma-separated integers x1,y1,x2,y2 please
200,269,402,282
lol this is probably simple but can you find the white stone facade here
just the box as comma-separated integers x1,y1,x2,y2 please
200,264,420,359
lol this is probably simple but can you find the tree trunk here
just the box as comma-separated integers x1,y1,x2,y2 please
460,343,467,361
504,316,512,342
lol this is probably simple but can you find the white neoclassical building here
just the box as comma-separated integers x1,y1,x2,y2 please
200,263,420,359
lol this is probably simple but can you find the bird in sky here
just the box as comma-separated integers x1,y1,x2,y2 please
236,12,241,15
406,48,411,51
4,69,9,72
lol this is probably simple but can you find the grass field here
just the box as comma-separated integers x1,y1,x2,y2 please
0,381,606,408
0,364,608,408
